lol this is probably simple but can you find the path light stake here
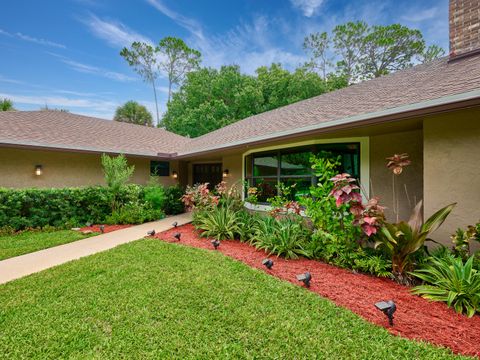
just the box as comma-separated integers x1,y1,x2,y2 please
375,300,397,326
211,239,220,249
296,272,312,288
147,230,156,236
99,225,105,234
262,259,274,269
172,221,178,228
174,232,181,241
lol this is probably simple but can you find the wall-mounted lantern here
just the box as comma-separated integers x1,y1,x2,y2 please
172,171,178,179
222,169,229,178
35,165,43,176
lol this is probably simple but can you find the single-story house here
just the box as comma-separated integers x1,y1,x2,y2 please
1,0,479,244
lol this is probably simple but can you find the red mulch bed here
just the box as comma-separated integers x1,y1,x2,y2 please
154,224,480,358
79,224,132,234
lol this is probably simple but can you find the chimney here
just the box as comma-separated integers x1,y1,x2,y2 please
449,0,480,60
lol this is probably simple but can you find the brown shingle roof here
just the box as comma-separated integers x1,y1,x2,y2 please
1,55,480,158
179,54,480,155
0,111,189,158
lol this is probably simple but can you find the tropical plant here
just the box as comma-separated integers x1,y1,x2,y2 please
451,222,480,262
375,201,456,283
143,180,166,210
253,216,311,260
101,154,135,212
411,255,480,317
195,206,239,240
0,98,15,111
235,210,261,242
181,183,219,211
114,101,153,126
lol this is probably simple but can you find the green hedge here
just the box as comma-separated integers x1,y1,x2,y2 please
0,185,184,231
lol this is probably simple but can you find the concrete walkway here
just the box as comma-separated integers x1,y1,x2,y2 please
0,212,192,285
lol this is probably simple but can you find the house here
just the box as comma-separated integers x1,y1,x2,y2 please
1,0,479,244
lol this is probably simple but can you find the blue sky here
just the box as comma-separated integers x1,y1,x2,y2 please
0,0,448,120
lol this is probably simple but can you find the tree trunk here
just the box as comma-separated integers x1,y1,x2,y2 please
152,79,160,127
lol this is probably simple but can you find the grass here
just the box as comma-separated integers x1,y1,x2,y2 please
0,230,96,260
0,240,467,359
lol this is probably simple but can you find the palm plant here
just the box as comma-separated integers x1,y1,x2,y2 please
411,255,480,317
375,201,456,283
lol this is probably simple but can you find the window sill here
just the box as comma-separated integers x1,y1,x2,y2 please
243,202,307,217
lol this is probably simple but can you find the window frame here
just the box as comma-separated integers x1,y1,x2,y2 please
242,137,369,207
150,160,170,177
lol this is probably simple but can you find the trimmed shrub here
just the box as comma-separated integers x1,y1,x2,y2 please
163,186,185,215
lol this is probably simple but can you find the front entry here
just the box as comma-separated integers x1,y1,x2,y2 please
192,163,223,188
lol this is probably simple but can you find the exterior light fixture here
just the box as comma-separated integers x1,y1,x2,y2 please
172,221,178,228
35,165,43,176
374,300,397,326
99,225,105,234
172,171,178,179
174,232,181,241
296,272,312,288
262,259,274,269
211,239,220,249
222,169,229,178
147,229,156,236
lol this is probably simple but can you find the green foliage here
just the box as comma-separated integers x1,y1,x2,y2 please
0,184,178,231
194,206,239,240
375,201,456,283
235,210,261,242
0,98,15,111
411,255,480,317
420,44,446,64
163,185,185,215
143,179,166,210
162,64,343,137
305,229,391,277
101,154,135,211
105,203,164,225
252,216,311,260
451,221,480,262
114,100,153,126
157,36,202,102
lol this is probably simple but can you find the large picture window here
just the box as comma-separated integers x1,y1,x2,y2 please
150,161,170,176
244,143,360,203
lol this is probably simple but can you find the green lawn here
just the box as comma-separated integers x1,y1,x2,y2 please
0,240,466,359
0,230,96,260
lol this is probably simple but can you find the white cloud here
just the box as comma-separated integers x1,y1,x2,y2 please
146,0,205,40
289,0,325,17
147,2,305,73
0,28,66,48
48,53,136,82
401,7,438,22
82,14,153,47
0,75,24,84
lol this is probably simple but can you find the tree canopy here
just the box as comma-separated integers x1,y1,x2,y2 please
161,64,347,138
114,101,153,127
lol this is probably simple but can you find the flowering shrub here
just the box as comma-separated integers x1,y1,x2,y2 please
181,183,219,211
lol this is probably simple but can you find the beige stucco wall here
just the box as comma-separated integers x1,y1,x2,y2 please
369,129,424,222
222,153,243,190
424,107,480,246
0,147,178,188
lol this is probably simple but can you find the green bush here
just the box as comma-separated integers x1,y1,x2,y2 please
105,203,164,225
144,185,166,210
0,184,179,231
163,186,185,215
411,254,480,317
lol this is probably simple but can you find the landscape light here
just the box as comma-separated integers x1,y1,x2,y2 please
296,272,312,288
374,300,397,326
99,225,105,234
262,259,274,269
35,165,43,176
211,239,220,249
147,229,156,236
172,221,178,228
174,232,181,241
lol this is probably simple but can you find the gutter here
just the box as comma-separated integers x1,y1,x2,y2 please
175,89,480,158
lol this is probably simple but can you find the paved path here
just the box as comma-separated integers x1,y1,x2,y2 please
0,212,192,285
